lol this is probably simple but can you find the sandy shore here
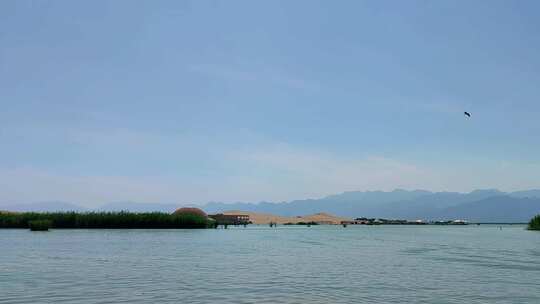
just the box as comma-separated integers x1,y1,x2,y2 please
222,210,351,225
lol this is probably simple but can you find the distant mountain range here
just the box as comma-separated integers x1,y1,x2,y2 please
204,189,540,222
2,189,540,222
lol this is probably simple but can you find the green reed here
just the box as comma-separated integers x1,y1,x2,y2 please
0,211,212,229
528,215,540,231
28,219,52,231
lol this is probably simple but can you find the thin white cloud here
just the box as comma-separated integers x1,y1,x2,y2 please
0,167,185,206
1,142,539,207
223,143,440,200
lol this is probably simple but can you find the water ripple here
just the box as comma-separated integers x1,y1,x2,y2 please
1,226,539,304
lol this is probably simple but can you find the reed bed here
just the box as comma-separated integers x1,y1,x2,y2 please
0,211,212,229
28,219,52,231
528,215,540,231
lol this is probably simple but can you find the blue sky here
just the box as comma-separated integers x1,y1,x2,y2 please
1,0,539,206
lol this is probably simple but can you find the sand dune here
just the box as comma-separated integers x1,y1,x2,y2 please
222,210,351,225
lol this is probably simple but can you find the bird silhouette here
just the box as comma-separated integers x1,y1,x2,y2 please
464,111,471,117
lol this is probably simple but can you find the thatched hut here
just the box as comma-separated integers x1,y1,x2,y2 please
173,207,208,218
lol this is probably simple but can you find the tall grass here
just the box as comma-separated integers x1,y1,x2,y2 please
28,220,52,231
0,211,212,229
528,215,540,231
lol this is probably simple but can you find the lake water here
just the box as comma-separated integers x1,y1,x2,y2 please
1,225,540,303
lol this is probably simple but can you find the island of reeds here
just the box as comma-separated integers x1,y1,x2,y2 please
28,219,53,231
528,215,540,231
0,210,214,230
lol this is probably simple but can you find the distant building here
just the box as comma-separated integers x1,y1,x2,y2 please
209,213,250,225
434,220,469,225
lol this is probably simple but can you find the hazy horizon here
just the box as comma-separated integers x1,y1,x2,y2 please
2,187,538,209
2,1,540,207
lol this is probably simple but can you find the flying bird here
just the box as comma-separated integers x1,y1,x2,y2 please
464,111,471,118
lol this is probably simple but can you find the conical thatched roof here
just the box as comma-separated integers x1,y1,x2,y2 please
173,207,207,218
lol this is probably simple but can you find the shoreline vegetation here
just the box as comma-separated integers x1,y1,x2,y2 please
284,221,319,226
0,210,533,230
28,219,52,231
342,218,469,225
528,215,540,230
0,211,213,229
